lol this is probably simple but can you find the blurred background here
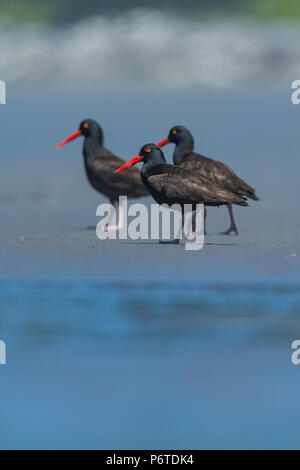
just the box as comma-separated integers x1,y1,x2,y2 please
1,0,300,89
1,0,300,450
3,0,300,23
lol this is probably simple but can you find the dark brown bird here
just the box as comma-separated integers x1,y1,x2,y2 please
157,125,259,235
57,119,148,230
116,144,248,240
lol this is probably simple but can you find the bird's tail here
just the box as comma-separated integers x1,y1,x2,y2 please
244,189,259,201
234,197,248,207
236,179,259,201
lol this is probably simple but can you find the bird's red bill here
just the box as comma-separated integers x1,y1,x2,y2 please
57,130,82,149
115,155,143,173
156,137,170,148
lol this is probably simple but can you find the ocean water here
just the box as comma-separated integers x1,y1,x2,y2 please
1,11,300,89
0,280,300,449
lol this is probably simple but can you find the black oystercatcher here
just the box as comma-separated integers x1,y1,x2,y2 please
157,126,259,235
57,119,148,230
116,144,248,241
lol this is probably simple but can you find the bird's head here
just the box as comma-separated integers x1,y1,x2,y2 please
157,125,192,147
115,144,163,173
57,119,103,148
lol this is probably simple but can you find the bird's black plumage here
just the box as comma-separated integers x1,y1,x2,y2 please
157,125,258,234
59,119,148,204
133,144,248,209
167,125,259,201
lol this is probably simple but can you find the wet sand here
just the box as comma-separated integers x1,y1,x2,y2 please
1,88,299,282
1,202,299,282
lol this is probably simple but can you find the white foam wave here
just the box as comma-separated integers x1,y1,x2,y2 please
0,10,300,89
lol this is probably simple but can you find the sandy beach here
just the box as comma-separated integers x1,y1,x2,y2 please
1,204,300,282
1,88,299,282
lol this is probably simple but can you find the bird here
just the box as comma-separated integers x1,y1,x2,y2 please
157,125,259,235
57,119,148,230
115,143,248,242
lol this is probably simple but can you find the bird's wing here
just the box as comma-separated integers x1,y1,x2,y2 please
89,149,147,195
148,166,247,206
182,153,257,198
147,170,214,203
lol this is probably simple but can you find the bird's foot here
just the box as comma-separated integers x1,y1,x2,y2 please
220,227,238,236
104,224,122,232
159,239,180,244
185,230,206,239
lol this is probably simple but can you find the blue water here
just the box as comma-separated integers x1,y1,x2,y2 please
1,280,300,449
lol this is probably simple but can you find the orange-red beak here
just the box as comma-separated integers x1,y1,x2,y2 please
57,130,82,149
115,155,143,173
156,137,170,148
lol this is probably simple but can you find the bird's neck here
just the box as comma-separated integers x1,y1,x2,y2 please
83,132,104,162
173,135,194,165
141,154,166,178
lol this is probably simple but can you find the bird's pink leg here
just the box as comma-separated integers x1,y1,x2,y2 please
186,205,206,238
159,209,182,244
104,200,123,232
192,208,207,234
220,205,238,235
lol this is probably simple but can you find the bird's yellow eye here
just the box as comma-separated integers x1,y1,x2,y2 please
83,123,89,128
172,129,177,135
144,147,151,153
